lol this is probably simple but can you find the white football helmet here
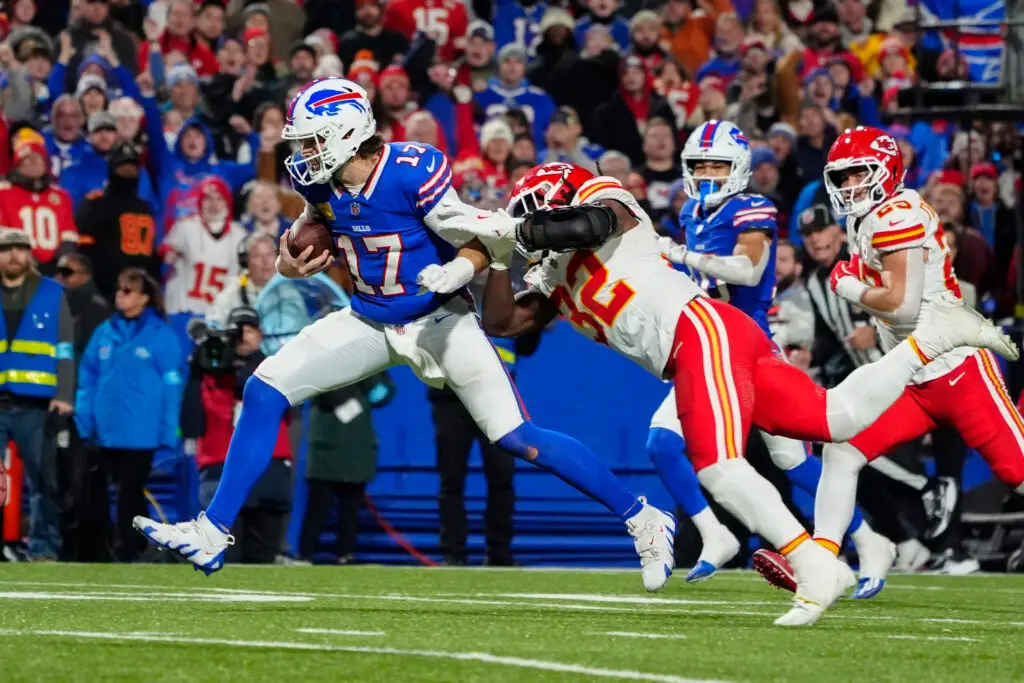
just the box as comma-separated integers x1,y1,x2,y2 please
680,120,752,208
282,78,376,186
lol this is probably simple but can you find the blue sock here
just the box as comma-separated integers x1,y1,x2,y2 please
785,454,865,534
206,376,290,531
499,422,639,519
646,427,709,518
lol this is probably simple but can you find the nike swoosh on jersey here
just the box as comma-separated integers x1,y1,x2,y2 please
750,200,766,207
434,313,454,323
949,372,966,386
888,220,902,227
426,159,437,173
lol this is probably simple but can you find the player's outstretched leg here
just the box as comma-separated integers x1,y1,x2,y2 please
647,426,739,582
760,430,893,598
134,308,394,575
698,459,854,626
133,375,287,574
499,422,676,591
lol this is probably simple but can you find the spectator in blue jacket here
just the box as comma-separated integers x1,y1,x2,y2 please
474,44,555,152
574,0,631,53
59,112,160,215
75,268,185,562
140,77,259,235
43,94,88,178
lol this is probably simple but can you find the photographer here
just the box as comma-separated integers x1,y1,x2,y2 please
206,233,278,329
75,268,184,563
190,307,291,564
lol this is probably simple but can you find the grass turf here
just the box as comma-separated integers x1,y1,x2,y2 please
0,564,1021,682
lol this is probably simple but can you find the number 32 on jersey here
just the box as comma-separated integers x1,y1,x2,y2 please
550,251,635,344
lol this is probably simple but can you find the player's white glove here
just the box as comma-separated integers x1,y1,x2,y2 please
416,257,476,294
658,236,695,267
829,257,869,304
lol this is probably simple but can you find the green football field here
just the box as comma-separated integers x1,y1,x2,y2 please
0,564,1021,682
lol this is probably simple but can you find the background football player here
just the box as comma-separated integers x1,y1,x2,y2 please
657,121,893,596
758,126,1024,599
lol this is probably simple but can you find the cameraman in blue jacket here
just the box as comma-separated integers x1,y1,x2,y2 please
75,267,184,562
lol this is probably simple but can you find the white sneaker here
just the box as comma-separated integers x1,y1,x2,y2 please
894,539,931,572
851,530,897,600
625,497,676,592
133,512,234,575
912,298,1019,361
686,524,740,582
775,544,855,627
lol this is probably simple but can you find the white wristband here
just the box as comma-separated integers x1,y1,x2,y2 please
835,277,870,305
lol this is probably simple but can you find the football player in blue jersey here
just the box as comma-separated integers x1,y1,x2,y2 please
134,78,677,589
652,120,895,596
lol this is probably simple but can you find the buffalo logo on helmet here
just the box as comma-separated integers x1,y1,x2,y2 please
305,89,368,116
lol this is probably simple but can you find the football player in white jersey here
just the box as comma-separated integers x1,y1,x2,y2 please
429,161,1018,625
754,125,1024,600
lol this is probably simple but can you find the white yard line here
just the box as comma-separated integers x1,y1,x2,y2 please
492,593,778,606
0,590,312,603
885,635,978,643
0,629,728,683
599,631,688,640
296,628,385,637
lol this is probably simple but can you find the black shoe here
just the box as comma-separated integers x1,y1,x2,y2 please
921,476,958,540
484,554,516,567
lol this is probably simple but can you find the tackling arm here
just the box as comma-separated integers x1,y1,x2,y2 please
423,188,517,265
481,267,559,338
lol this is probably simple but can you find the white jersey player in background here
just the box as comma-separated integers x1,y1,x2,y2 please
755,126,1024,599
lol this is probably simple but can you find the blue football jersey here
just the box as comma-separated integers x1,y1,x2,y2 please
492,0,546,54
678,193,778,335
293,142,459,325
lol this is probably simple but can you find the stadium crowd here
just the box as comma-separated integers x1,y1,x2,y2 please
0,0,1019,570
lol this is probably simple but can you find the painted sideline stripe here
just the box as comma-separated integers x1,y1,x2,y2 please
297,628,385,637
0,591,311,603
0,629,729,683
599,631,687,640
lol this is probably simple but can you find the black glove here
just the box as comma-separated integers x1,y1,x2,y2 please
517,204,617,253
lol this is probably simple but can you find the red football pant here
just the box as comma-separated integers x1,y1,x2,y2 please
849,350,1024,487
671,297,832,472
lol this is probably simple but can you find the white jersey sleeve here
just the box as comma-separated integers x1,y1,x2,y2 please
851,188,970,384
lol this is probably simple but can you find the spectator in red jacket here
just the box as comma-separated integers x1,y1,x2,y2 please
139,0,219,78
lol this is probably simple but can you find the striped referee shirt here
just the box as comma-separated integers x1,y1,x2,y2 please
806,246,885,370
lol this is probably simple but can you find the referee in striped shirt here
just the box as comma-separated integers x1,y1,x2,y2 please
799,204,885,386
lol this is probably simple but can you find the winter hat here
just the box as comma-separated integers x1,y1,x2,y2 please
87,111,117,134
751,147,778,170
767,122,797,142
75,74,107,99
167,63,199,89
467,19,495,42
497,43,528,64
629,10,661,32
538,8,576,34
480,119,514,148
347,49,380,84
379,64,409,85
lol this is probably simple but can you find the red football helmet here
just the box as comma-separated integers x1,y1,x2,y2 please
824,126,905,218
507,162,596,218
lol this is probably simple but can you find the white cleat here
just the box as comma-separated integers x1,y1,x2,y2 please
774,545,856,627
625,497,676,592
894,539,931,573
912,298,1019,361
133,511,234,576
851,530,897,600
686,524,741,582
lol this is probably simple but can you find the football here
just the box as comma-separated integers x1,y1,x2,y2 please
287,218,338,260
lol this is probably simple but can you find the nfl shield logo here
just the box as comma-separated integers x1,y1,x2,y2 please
351,203,360,216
